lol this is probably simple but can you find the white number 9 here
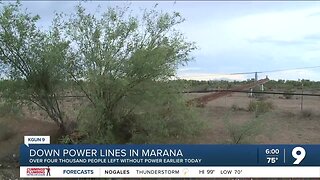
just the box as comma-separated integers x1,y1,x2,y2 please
292,147,306,165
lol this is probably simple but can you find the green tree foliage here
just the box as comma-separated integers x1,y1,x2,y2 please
59,5,198,143
0,2,70,132
1,2,200,144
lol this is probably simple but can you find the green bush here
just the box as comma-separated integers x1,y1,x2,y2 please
77,97,204,144
248,100,274,116
0,101,22,117
131,107,203,144
283,90,294,99
231,104,242,111
223,111,265,144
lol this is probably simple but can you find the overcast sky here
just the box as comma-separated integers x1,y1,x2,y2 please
12,1,320,81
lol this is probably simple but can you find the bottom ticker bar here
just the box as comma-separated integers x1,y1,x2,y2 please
20,166,320,178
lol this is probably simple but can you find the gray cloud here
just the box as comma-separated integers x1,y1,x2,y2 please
5,1,320,81
303,34,320,40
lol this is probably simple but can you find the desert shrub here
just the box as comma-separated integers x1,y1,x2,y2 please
59,130,87,144
300,109,313,119
231,104,246,111
223,111,265,144
132,105,203,144
256,93,268,101
253,92,264,100
283,90,294,99
248,101,256,112
59,135,73,144
60,5,199,144
1,2,200,144
231,104,240,111
77,93,204,144
281,111,296,118
0,3,70,133
248,100,274,116
0,101,22,117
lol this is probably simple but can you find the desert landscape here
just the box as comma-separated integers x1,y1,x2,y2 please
1,1,320,179
1,83,320,178
187,91,320,144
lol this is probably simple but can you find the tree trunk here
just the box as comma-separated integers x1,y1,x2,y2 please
58,122,67,136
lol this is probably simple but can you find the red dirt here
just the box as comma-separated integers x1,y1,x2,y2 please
188,78,269,106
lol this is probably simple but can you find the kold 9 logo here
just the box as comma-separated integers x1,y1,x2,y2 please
27,167,50,176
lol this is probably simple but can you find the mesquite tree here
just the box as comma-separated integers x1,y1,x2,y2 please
0,2,200,143
61,5,198,143
0,2,69,132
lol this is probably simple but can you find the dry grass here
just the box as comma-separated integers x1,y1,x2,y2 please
185,92,320,144
300,109,313,119
0,123,15,141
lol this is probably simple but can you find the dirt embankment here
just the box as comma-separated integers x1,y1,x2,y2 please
0,115,60,179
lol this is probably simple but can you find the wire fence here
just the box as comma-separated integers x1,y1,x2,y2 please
183,89,320,112
182,90,320,97
1,90,320,98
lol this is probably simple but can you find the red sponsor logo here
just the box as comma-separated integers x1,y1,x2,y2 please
26,167,50,176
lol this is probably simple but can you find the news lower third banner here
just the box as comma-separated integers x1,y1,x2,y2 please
20,136,320,178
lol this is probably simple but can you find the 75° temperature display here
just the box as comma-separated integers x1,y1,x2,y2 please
261,146,311,166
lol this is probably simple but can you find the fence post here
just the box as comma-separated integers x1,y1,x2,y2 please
300,83,304,111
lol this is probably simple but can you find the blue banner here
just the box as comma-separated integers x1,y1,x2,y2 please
20,144,320,166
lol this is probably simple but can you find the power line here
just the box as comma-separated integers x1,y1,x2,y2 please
261,65,320,73
230,65,320,75
229,71,262,75
179,65,320,78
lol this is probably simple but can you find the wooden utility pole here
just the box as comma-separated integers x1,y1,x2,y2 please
255,72,258,82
